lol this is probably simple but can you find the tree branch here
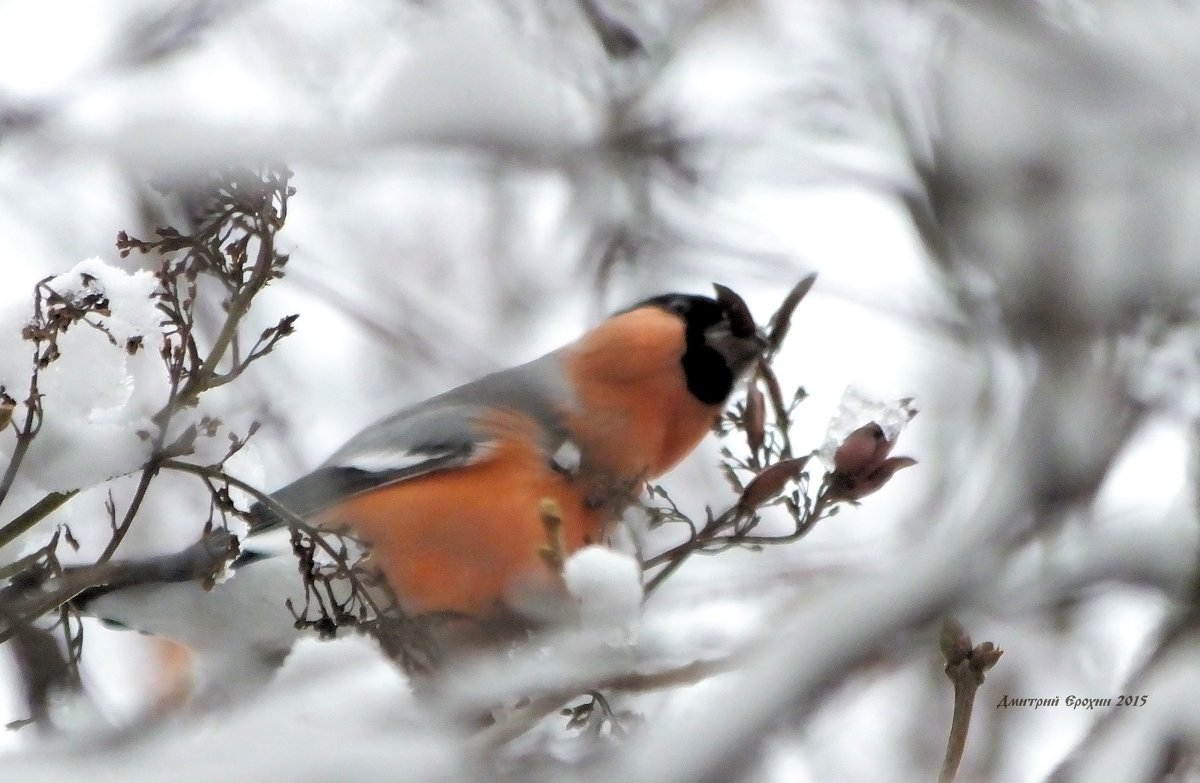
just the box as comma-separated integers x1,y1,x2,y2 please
937,618,1003,783
0,490,77,551
0,528,238,646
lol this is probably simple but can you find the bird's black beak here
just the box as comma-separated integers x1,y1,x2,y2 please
713,283,759,339
710,284,767,376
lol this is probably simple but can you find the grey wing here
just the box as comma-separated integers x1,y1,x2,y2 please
247,403,495,533
248,352,576,534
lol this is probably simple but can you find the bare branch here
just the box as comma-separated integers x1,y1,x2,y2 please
937,618,1003,783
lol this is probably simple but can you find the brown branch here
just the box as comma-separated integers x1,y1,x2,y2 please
160,233,274,421
1046,585,1200,782
158,459,396,643
100,167,294,561
577,0,644,58
467,655,739,754
0,528,238,646
0,324,46,511
937,618,1003,783
101,239,272,561
0,404,38,510
0,168,297,664
0,603,77,728
757,363,795,459
0,490,77,551
642,485,833,596
97,462,159,563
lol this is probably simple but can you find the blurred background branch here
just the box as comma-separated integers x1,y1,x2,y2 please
0,1,1198,781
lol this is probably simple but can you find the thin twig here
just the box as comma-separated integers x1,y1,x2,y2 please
158,231,275,423
466,656,739,754
101,168,293,561
937,618,1003,783
97,464,159,563
643,488,833,596
577,0,644,58
0,490,77,551
159,459,394,635
0,529,238,646
0,339,45,511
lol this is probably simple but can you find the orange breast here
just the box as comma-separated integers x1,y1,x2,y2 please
564,307,721,481
318,412,605,622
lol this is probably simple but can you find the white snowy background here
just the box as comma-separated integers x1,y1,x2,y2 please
1,1,1199,781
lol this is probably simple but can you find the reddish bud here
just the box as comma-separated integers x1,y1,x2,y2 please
757,363,788,420
766,273,817,355
738,456,809,510
829,456,917,502
832,422,889,476
745,386,765,454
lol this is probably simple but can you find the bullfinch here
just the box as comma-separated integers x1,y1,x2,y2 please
81,286,765,685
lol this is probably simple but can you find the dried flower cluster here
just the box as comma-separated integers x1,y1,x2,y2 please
0,166,307,724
